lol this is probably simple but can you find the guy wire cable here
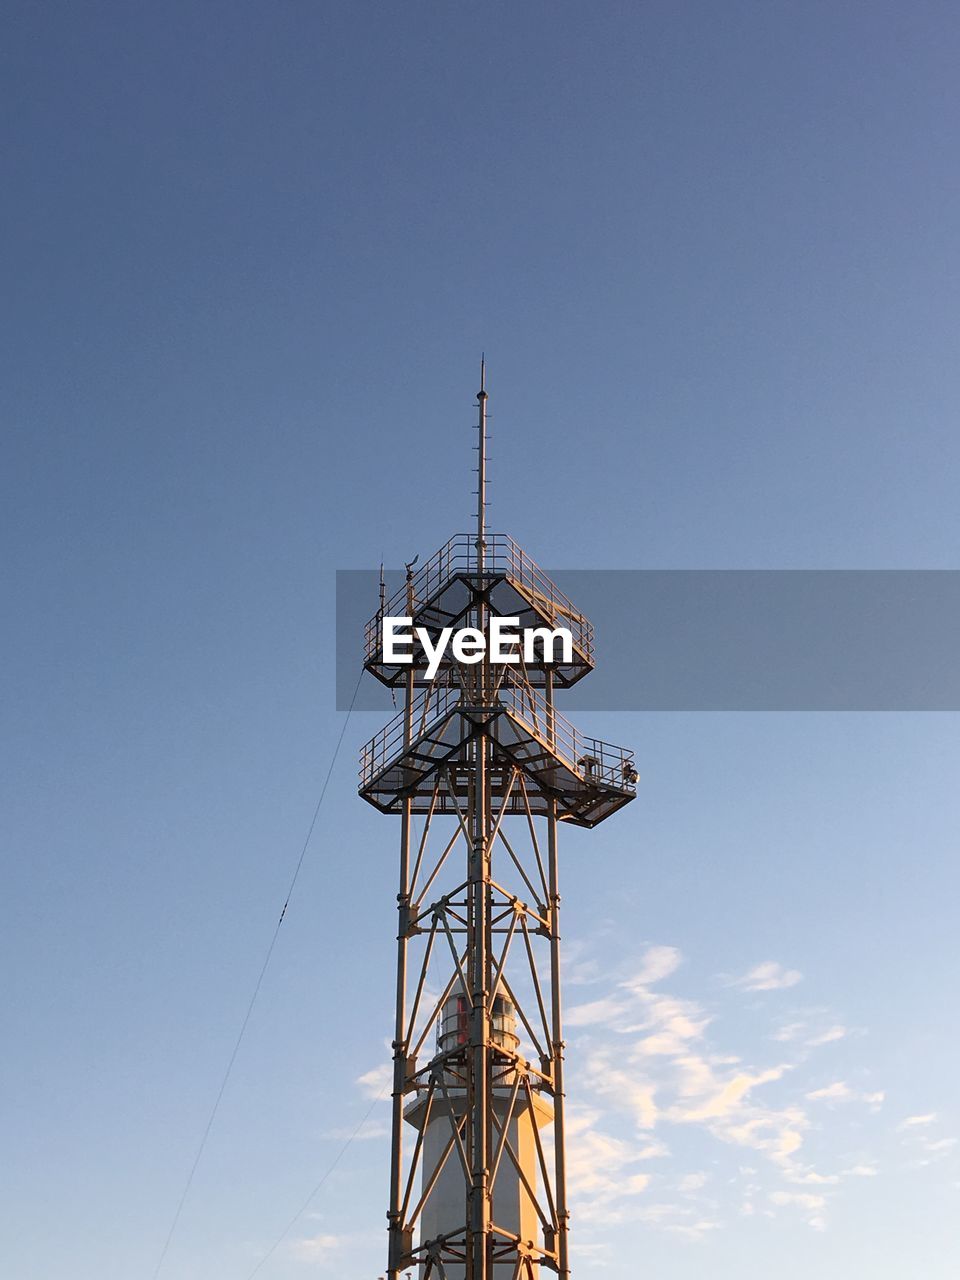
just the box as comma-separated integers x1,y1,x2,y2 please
242,1078,390,1279
151,667,364,1279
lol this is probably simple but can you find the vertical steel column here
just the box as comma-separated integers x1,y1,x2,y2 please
388,578,416,1278
467,367,492,1280
546,668,570,1280
467,705,491,1278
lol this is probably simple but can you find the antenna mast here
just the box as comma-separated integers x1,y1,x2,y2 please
476,355,488,573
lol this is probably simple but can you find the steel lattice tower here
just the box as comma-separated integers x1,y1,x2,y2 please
359,368,636,1279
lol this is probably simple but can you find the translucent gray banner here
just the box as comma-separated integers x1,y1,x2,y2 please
336,569,960,711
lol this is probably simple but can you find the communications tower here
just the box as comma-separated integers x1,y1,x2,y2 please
359,368,636,1279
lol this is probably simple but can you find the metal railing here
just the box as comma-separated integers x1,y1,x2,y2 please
496,670,634,790
358,674,462,786
363,533,594,667
359,668,635,795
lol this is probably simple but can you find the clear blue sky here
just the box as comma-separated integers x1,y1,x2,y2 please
1,2,958,1277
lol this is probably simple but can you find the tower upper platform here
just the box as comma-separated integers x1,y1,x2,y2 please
364,533,594,688
358,528,636,829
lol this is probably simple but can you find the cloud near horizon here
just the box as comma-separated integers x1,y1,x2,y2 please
560,942,895,1243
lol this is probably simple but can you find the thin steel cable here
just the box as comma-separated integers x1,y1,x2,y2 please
151,668,365,1280
242,1081,390,1279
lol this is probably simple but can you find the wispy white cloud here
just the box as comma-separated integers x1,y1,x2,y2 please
669,1063,791,1124
806,1081,851,1101
625,944,683,988
728,961,803,992
805,1082,884,1110
626,1202,721,1239
565,1106,663,1219
770,1189,826,1209
288,1232,344,1264
784,1168,839,1185
678,1171,709,1193
897,1114,957,1167
771,1021,806,1043
771,1017,851,1049
898,1113,938,1130
355,1062,391,1098
566,995,629,1028
783,1160,883,1185
627,993,711,1052
806,1025,848,1047
918,1138,957,1155
584,1049,659,1129
578,971,818,1203
769,1190,827,1230
563,939,605,987
561,942,902,1241
567,945,687,1029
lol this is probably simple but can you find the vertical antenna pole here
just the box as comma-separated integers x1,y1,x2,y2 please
476,356,487,575
469,355,491,1279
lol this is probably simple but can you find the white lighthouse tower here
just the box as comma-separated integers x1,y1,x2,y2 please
404,989,553,1277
